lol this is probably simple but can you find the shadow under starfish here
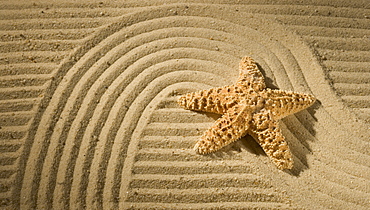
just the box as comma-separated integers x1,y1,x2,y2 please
177,56,316,170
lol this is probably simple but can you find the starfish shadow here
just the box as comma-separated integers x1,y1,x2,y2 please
256,63,279,89
285,99,319,176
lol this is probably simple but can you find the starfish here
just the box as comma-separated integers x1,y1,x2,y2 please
177,56,316,170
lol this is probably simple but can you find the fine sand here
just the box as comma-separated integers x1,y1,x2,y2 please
0,1,369,209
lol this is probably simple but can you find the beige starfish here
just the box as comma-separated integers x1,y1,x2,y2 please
177,56,316,170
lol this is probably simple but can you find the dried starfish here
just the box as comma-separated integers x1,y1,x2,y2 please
177,56,316,169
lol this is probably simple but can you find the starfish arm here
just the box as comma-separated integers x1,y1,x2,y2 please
249,109,293,170
194,104,252,154
263,89,316,120
177,85,241,114
237,56,266,91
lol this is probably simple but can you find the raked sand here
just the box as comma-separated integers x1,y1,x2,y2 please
0,1,369,209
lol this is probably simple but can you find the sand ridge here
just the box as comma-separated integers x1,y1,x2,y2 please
0,1,369,209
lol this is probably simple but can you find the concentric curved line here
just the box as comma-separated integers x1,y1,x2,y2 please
65,58,233,209
39,52,235,209
1,2,365,210
79,59,233,208
78,29,312,208
18,7,182,207
47,39,249,208
16,3,369,210
21,12,307,208
31,20,304,209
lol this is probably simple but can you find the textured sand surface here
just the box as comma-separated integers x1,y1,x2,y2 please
0,1,369,209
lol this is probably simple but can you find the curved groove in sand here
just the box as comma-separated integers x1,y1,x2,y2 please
34,25,258,208
12,4,368,210
19,14,299,208
39,56,233,208
65,61,229,209
31,25,290,208
79,60,230,207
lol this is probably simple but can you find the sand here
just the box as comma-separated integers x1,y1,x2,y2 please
0,0,369,209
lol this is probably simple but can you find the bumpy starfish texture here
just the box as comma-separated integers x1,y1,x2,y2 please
177,56,316,170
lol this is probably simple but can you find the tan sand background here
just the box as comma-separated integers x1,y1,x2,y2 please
0,0,369,209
